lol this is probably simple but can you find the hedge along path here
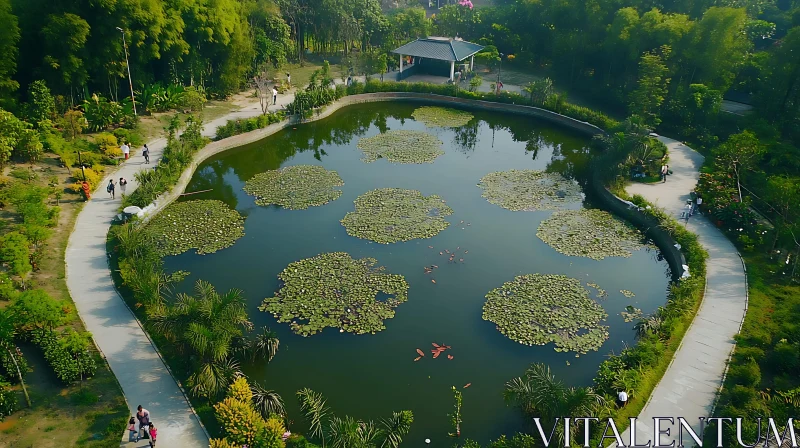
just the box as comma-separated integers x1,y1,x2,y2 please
340,188,454,244
243,165,344,209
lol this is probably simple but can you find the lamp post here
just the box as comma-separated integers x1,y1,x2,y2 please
116,27,137,116
495,53,504,95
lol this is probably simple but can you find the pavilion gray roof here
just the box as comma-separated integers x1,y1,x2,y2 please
391,37,484,62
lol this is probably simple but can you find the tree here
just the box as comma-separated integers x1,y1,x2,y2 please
254,69,273,115
151,280,252,398
504,363,603,446
0,309,30,407
757,27,800,126
629,50,671,127
57,110,87,140
469,75,483,92
25,80,54,125
712,131,765,202
0,231,30,282
39,13,90,93
8,289,71,332
681,7,750,91
0,0,19,106
764,175,800,252
0,108,29,167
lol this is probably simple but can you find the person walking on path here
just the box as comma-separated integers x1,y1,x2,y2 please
128,416,138,442
149,423,158,447
142,144,150,164
661,164,668,183
137,405,151,440
119,177,128,195
286,73,291,86
107,179,116,199
121,142,131,160
81,181,91,201
272,86,278,105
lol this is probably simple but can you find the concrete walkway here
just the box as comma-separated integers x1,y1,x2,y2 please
615,137,748,445
65,92,297,447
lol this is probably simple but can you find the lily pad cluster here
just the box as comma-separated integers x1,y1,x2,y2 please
357,130,444,164
411,106,474,127
146,200,245,256
587,283,608,299
243,165,344,209
477,170,583,211
536,208,644,260
620,289,636,298
621,306,643,323
341,188,454,243
481,274,609,355
259,252,409,336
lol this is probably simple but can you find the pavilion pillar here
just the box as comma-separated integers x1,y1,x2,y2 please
399,54,403,74
450,60,455,81
470,55,474,71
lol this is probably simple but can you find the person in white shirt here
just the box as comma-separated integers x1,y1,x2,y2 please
121,143,131,160
618,390,628,407
272,87,278,105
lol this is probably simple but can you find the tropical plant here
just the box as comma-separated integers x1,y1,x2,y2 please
150,280,252,398
328,415,380,448
297,388,331,447
448,386,463,438
82,94,123,131
504,363,604,445
251,380,285,419
247,326,280,362
0,309,30,406
523,78,554,106
379,410,413,448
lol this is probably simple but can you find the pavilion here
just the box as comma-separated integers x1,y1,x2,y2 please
391,37,484,82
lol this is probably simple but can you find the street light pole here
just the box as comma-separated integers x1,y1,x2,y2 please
497,53,504,84
116,27,137,116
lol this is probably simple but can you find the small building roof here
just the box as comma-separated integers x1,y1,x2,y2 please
391,37,484,62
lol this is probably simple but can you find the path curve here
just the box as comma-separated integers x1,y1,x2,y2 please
615,137,748,445
64,94,294,447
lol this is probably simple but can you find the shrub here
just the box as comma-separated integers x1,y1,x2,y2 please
113,128,144,147
214,111,285,140
286,435,320,448
214,396,265,446
728,357,761,388
9,289,72,332
32,328,97,385
769,342,799,374
70,168,101,193
227,376,253,403
727,384,758,408
0,382,18,420
210,439,239,448
0,348,29,383
0,232,31,278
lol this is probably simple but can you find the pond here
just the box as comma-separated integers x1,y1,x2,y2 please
163,102,670,444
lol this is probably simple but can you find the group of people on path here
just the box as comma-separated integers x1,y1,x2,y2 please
128,405,157,446
107,177,127,199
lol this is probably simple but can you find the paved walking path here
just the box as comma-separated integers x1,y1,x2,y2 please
65,92,297,447
614,137,748,445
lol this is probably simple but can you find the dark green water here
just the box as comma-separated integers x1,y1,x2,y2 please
165,102,670,444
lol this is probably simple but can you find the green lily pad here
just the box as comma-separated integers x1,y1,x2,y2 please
259,252,409,336
243,165,344,209
357,130,444,164
536,208,645,260
145,199,245,256
411,106,474,127
621,306,643,322
477,169,583,211
340,188,454,244
620,289,636,298
481,274,609,354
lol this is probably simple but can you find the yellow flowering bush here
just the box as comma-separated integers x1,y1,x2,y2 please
214,397,265,446
209,439,238,448
227,376,253,403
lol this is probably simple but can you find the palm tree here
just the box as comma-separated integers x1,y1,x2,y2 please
151,280,252,398
0,310,30,407
297,388,332,448
379,410,413,448
251,380,285,418
504,363,604,445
